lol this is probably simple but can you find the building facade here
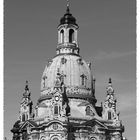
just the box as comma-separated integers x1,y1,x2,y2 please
11,4,126,140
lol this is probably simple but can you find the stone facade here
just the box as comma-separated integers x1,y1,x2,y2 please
11,4,126,140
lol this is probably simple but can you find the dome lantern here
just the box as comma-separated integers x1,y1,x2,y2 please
56,2,79,56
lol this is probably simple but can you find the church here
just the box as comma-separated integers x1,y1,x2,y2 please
11,3,126,140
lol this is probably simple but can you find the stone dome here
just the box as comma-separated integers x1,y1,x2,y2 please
40,54,95,101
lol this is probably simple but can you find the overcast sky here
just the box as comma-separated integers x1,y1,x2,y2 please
4,0,136,140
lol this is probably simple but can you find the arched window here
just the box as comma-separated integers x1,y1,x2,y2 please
60,29,64,43
69,29,74,43
80,74,87,86
86,106,91,115
54,105,59,115
108,111,112,120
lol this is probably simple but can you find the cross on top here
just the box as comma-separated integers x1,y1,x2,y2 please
67,0,69,8
66,0,70,13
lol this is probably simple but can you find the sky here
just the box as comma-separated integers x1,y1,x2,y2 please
4,0,136,140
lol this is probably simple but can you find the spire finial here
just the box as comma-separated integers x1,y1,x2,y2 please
66,0,70,13
109,78,112,84
25,80,29,91
67,0,69,8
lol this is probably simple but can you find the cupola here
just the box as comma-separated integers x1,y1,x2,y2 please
56,3,79,55
60,6,77,26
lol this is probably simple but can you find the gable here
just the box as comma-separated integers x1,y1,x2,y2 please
20,120,37,131
81,119,108,130
94,119,108,129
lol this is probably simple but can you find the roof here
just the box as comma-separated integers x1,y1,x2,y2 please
20,120,38,131
59,6,78,26
40,54,94,100
95,106,103,117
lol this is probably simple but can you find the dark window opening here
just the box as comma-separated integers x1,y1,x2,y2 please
82,77,85,85
54,105,59,115
60,29,64,43
80,74,87,86
69,29,74,43
86,106,91,115
22,114,25,121
108,111,112,120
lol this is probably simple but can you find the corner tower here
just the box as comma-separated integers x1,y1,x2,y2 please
19,81,33,122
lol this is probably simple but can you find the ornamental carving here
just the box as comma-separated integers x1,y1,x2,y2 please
55,69,66,87
113,120,121,127
42,86,92,97
66,87,79,94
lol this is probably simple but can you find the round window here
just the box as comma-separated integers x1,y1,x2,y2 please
53,123,58,130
